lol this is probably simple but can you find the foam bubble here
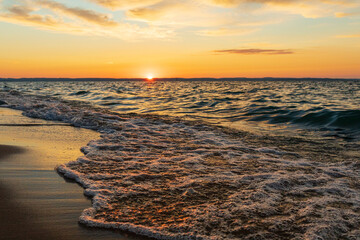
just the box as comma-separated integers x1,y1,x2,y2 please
1,91,360,240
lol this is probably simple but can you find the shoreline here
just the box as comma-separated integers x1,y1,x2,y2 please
0,107,143,240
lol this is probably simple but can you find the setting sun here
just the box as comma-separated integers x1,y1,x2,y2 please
146,75,154,81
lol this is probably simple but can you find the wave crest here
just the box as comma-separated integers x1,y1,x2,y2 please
1,91,360,240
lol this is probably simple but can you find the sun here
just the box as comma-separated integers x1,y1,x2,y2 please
146,74,154,81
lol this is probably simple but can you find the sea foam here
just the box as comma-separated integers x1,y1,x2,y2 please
1,90,360,240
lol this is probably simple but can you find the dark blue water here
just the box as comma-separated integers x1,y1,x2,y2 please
2,80,360,141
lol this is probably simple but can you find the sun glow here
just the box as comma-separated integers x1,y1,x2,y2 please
146,74,154,81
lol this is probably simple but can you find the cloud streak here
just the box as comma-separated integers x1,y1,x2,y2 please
0,5,63,27
126,1,184,22
207,0,357,7
335,11,359,17
214,48,295,55
197,27,257,36
0,0,359,40
35,0,118,26
88,0,162,9
0,0,173,40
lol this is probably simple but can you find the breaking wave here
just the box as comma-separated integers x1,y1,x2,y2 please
1,90,360,240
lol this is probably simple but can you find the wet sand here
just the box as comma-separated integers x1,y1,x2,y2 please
0,182,75,240
0,144,26,160
0,108,144,240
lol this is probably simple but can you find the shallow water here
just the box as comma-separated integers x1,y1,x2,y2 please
2,80,360,141
1,90,360,240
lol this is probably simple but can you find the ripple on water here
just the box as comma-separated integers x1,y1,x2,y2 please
2,80,360,141
1,91,360,240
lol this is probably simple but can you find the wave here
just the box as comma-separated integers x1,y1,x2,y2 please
2,81,360,142
69,90,90,96
1,90,360,239
294,109,360,129
243,106,360,135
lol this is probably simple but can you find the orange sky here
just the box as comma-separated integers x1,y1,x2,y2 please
0,0,359,78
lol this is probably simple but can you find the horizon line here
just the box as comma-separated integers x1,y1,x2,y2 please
1,77,360,81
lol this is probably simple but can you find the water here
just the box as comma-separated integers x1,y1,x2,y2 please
2,80,360,141
1,80,360,239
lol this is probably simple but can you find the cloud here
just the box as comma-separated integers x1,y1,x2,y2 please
125,0,242,28
0,0,173,40
0,0,358,40
207,0,357,7
214,48,295,55
126,1,183,22
120,0,360,28
0,4,63,27
88,0,162,9
204,0,360,18
335,11,359,17
35,0,118,26
0,0,117,28
197,27,257,36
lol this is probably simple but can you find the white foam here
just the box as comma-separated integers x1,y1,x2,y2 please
1,91,360,240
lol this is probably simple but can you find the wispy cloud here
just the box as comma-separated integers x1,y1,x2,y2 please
208,0,360,18
123,0,360,29
0,0,359,40
126,1,184,22
0,0,173,39
0,4,65,27
35,0,118,26
214,48,295,55
207,0,357,7
88,0,162,10
197,27,257,36
335,11,359,17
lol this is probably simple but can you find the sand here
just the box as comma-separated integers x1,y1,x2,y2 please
0,145,26,160
0,107,144,240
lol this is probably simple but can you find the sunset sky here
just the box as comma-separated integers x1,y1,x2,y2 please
0,0,359,78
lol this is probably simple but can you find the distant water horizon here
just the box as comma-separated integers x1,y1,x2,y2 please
1,77,360,82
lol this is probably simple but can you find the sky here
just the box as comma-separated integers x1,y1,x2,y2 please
0,0,359,78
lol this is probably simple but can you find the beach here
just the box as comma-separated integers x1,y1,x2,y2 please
0,84,359,239
0,107,144,240
1,0,359,236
